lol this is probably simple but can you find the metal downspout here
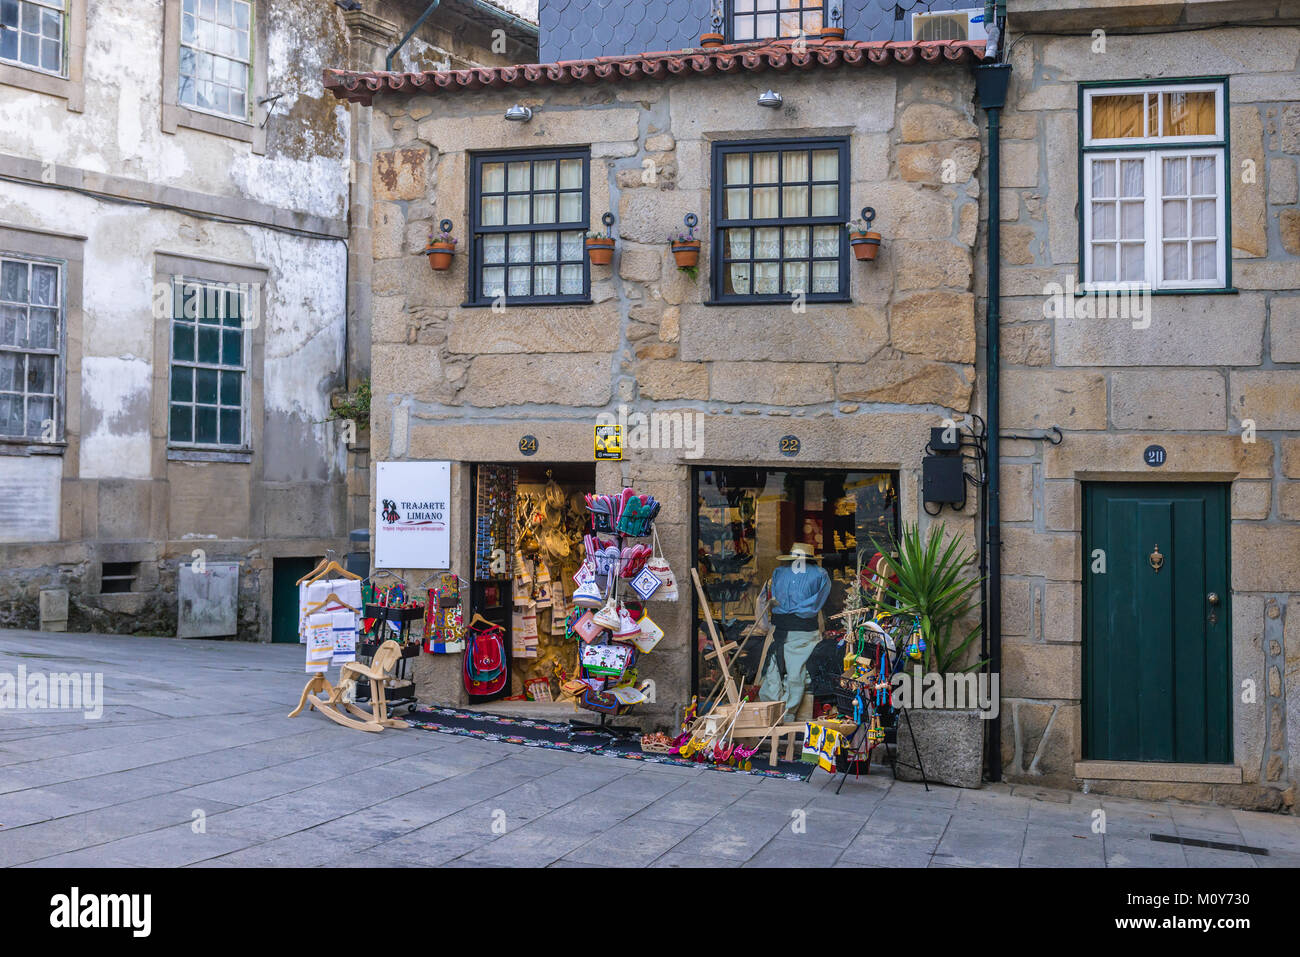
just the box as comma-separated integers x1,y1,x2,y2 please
976,56,1012,784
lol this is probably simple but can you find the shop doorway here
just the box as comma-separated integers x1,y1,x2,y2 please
1083,482,1231,764
271,557,319,643
469,462,596,703
690,467,899,702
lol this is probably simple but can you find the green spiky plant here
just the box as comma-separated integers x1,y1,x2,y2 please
871,522,986,674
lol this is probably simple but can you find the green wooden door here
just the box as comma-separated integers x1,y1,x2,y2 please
272,557,320,644
1083,483,1231,763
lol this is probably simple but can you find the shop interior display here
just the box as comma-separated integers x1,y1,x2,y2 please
694,468,899,710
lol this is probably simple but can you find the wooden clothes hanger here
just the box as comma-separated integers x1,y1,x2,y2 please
468,613,499,630
302,559,361,585
305,593,360,615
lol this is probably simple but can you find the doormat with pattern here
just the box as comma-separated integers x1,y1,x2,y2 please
406,706,814,782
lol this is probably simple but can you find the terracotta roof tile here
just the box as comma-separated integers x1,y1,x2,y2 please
324,37,987,105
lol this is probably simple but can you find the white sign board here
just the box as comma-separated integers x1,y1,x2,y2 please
375,461,452,569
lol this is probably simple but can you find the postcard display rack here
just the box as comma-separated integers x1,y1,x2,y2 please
565,488,667,730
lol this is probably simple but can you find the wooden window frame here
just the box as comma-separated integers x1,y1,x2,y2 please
1078,78,1232,294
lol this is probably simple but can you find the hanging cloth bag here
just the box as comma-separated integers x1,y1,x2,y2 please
645,524,678,601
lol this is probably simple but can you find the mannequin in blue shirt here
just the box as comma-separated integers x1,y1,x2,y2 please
759,543,831,722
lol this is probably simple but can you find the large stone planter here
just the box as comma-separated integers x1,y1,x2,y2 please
895,708,985,789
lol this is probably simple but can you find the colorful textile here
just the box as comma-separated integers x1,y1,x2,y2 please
801,722,846,772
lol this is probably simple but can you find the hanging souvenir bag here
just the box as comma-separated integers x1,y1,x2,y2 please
645,524,678,601
463,623,507,697
579,641,635,677
578,688,622,715
573,610,605,643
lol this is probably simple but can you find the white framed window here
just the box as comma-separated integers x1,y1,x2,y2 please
0,0,65,76
0,255,62,440
1081,81,1228,291
178,0,252,122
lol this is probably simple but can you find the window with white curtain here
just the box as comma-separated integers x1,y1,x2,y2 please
711,138,849,303
469,148,590,306
1081,81,1228,290
730,0,825,41
0,255,61,439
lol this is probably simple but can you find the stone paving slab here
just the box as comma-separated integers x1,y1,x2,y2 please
1,628,1298,868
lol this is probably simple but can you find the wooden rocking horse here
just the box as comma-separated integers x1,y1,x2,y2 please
288,639,411,733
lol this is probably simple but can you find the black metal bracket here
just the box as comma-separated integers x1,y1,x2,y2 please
999,426,1063,445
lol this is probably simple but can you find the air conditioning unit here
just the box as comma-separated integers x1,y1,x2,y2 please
911,8,988,43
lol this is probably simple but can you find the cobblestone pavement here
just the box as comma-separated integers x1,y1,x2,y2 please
1,629,1298,868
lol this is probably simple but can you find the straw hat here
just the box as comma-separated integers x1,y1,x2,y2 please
777,543,820,563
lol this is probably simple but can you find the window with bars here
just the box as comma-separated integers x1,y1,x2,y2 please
729,0,824,41
0,0,65,75
469,148,590,306
169,279,247,448
178,0,252,122
0,255,60,440
1081,81,1228,290
711,138,849,303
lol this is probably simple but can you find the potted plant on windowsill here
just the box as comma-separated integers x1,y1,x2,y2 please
423,224,457,271
585,229,615,266
847,211,881,261
869,522,988,789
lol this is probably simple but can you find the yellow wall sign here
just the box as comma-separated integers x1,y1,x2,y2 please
595,424,623,460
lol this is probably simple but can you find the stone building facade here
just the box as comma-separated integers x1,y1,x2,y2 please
327,39,988,720
0,0,534,639
330,0,1300,811
994,0,1300,809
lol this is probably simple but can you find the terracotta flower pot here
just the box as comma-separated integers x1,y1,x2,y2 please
425,241,456,271
586,237,615,265
849,231,881,261
820,27,845,40
700,32,725,48
671,240,701,268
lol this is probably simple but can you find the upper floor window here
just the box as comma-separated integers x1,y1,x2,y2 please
468,148,590,306
711,138,849,304
0,255,61,440
0,0,65,75
168,278,247,448
178,0,252,121
730,0,824,41
1082,80,1228,290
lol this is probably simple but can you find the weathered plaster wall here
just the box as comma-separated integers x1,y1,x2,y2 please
993,25,1300,809
0,0,355,638
365,63,984,721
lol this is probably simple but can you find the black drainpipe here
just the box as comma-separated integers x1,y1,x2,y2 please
387,0,442,72
975,59,1011,784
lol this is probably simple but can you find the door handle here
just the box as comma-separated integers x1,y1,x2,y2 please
1207,592,1220,605
1207,592,1219,625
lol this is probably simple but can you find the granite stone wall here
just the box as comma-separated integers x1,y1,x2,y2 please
367,63,986,720
993,24,1300,809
